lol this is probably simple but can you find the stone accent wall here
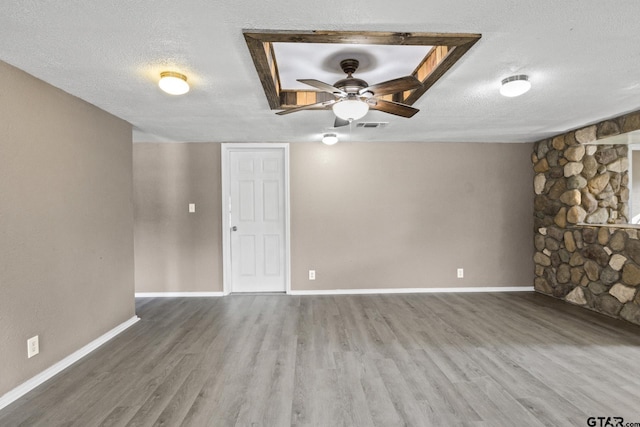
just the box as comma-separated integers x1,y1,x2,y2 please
532,110,640,325
534,225,640,324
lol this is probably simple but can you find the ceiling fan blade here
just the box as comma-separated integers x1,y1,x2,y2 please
334,117,350,128
370,99,420,118
276,99,336,115
298,79,347,96
360,76,422,97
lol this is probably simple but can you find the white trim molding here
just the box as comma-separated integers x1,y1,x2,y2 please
135,292,224,298
0,316,140,412
289,286,534,296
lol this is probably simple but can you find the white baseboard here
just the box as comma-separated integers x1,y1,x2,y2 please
289,286,534,296
135,292,224,297
137,288,534,297
0,316,140,412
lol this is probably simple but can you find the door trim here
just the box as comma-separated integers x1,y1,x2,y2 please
221,143,291,295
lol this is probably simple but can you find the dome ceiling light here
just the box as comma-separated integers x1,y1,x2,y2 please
500,75,531,97
158,71,190,95
322,133,339,145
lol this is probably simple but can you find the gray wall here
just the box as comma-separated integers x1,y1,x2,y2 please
133,141,533,292
0,61,135,396
133,143,223,292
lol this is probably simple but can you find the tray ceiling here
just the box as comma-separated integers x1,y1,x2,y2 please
273,43,432,91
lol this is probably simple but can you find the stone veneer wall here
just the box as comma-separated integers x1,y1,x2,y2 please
532,110,640,325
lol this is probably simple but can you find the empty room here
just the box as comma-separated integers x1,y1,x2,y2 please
2,1,640,426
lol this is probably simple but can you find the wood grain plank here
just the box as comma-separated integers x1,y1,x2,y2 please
242,30,481,47
1,293,640,426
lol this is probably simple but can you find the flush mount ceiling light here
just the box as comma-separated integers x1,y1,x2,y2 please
158,71,190,95
500,75,531,97
332,98,370,121
322,133,339,145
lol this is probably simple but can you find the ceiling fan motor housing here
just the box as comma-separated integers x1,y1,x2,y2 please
334,77,368,94
335,59,369,94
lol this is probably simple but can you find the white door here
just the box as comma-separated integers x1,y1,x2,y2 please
224,146,288,293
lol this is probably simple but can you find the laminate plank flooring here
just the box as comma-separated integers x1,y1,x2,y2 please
1,292,640,426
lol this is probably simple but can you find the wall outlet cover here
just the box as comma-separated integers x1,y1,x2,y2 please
27,335,39,358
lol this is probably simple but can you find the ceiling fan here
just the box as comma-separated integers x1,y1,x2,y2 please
276,59,423,127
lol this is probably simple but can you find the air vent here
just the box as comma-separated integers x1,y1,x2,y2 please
356,122,389,128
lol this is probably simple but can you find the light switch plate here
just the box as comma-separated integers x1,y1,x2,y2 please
189,203,196,213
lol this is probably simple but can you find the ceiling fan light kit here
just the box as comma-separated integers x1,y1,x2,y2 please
158,71,190,95
322,133,339,145
500,75,530,97
332,99,369,121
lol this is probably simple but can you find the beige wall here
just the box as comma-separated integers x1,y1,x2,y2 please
133,141,533,292
291,142,534,290
133,143,223,292
0,61,135,396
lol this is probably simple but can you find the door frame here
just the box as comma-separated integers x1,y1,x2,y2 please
220,143,291,295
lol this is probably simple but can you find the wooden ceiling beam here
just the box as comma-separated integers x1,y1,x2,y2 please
243,30,480,47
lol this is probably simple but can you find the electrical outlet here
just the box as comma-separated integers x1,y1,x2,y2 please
189,203,196,213
457,268,464,279
309,270,316,280
27,335,39,358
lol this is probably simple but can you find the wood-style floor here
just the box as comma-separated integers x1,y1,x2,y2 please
1,292,640,426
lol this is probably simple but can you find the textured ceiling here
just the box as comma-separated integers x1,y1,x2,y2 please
1,1,640,144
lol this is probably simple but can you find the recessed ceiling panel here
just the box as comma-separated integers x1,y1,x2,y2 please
273,43,432,90
244,30,481,112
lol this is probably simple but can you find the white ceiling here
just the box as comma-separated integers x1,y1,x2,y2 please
273,43,432,90
1,1,640,144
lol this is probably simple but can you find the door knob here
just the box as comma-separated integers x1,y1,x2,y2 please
231,226,238,231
